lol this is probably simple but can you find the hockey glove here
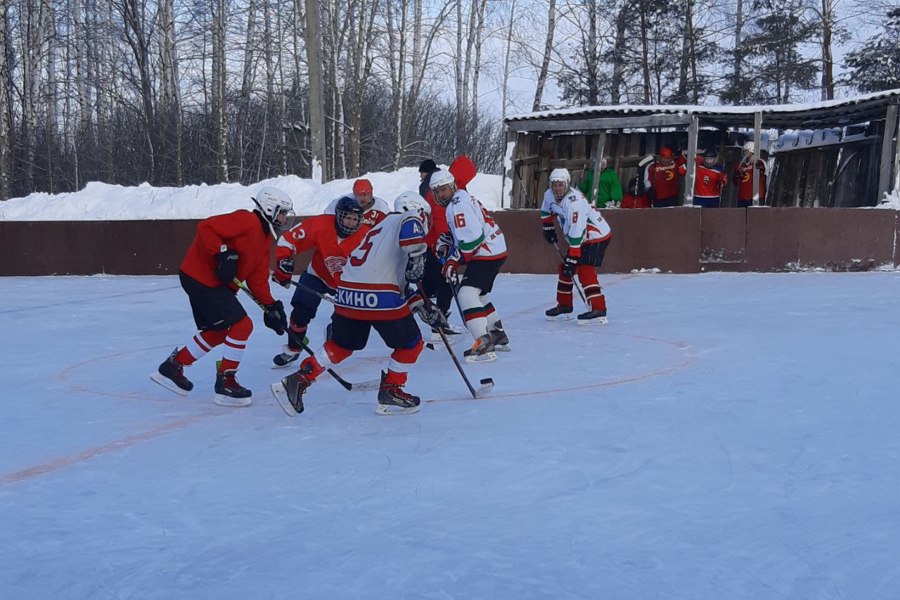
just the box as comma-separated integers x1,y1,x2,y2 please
263,300,288,335
405,252,426,283
215,248,239,284
441,258,459,283
542,223,557,245
413,300,448,330
435,232,455,259
272,257,295,288
562,254,578,277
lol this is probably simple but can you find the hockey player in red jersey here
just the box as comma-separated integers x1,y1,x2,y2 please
541,168,613,324
272,192,447,416
270,196,365,367
645,146,683,207
151,187,293,406
685,148,728,208
733,141,767,207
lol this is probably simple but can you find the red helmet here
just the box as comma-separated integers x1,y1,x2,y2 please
659,146,673,159
352,179,373,195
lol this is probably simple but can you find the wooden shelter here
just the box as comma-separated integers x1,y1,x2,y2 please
503,89,900,209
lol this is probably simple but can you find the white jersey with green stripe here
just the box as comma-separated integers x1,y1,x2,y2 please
540,187,612,250
444,189,507,261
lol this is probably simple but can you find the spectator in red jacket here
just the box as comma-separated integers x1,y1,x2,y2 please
151,187,293,406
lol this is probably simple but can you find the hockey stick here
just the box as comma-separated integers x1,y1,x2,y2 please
233,279,378,392
287,278,336,304
552,242,588,306
416,284,493,399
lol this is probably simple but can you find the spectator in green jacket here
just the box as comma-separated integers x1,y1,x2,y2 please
579,158,623,208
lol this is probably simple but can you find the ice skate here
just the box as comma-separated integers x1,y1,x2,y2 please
463,334,497,363
150,348,193,396
545,305,574,321
376,371,421,415
489,325,511,352
213,369,252,407
272,345,300,369
271,364,314,416
577,308,608,325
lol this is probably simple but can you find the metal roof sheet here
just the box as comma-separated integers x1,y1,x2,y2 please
505,89,900,131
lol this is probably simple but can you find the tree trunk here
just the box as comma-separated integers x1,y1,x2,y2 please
158,0,183,186
305,0,327,181
610,4,628,104
0,0,10,199
820,0,834,100
212,0,228,182
235,0,258,182
533,0,556,111
732,0,744,104
500,0,516,120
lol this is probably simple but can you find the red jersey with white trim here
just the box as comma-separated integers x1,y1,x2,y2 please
733,158,767,201
275,214,360,290
692,163,728,202
180,209,276,305
335,212,427,321
444,190,507,262
645,160,682,200
324,195,390,229
540,188,612,255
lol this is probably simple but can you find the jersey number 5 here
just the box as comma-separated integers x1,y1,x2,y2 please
349,228,381,267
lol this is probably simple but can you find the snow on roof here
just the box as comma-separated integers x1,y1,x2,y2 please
506,89,900,131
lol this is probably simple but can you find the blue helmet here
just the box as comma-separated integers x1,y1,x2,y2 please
334,196,363,238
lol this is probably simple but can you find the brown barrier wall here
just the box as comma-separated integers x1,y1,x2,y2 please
0,209,897,276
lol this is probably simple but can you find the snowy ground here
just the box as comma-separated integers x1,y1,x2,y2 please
2,272,900,600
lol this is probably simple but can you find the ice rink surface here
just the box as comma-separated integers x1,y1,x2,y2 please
2,272,900,599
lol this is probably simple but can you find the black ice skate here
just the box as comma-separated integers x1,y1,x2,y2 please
272,345,300,369
545,305,574,321
577,309,608,326
150,348,193,396
489,322,510,352
463,334,497,363
214,369,252,407
376,371,421,415
271,364,314,416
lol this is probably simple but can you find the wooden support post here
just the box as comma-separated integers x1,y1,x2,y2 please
683,117,699,206
877,103,899,204
589,131,607,206
752,111,763,206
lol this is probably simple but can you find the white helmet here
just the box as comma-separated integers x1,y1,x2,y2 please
549,168,571,186
429,169,456,191
394,191,432,232
252,186,294,236
428,169,457,206
743,141,755,153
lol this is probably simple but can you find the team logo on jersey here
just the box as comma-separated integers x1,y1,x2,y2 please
324,255,348,275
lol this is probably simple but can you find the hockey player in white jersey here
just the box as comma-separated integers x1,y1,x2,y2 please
541,168,612,324
429,168,509,363
273,192,447,415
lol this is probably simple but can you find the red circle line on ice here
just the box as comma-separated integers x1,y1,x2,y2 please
1,334,694,486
